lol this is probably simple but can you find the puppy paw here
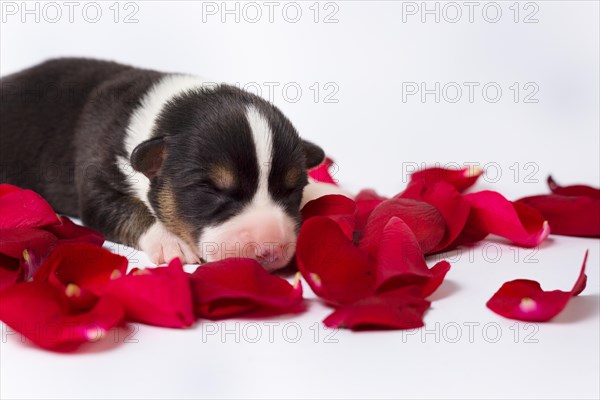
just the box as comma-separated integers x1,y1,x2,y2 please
139,222,200,265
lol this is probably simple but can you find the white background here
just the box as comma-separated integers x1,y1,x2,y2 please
1,1,599,399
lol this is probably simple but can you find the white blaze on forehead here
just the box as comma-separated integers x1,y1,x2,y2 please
118,74,210,211
245,105,274,206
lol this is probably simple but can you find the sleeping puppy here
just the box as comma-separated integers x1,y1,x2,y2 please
0,58,330,271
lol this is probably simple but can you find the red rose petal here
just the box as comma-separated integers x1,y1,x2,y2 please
486,251,588,322
409,166,482,193
0,228,58,280
367,217,434,292
44,216,105,245
0,228,57,260
35,243,128,293
459,191,550,247
0,185,60,229
399,181,471,252
356,189,388,202
190,258,304,319
106,258,194,328
355,199,385,234
547,176,600,198
33,243,128,311
570,251,588,296
296,217,375,305
0,184,21,196
360,198,445,254
517,194,600,238
0,253,21,291
355,190,388,231
0,280,124,351
421,260,452,297
301,194,357,239
308,157,337,185
323,286,430,330
487,281,572,322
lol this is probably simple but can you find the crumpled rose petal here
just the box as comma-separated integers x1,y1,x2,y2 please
0,280,124,351
106,258,194,328
301,195,357,240
190,258,304,319
486,251,588,322
296,217,375,305
0,184,60,229
323,286,430,330
360,199,445,254
399,181,471,253
297,215,452,307
368,218,451,296
409,166,483,193
44,216,105,245
308,157,337,185
547,176,600,198
34,243,128,311
457,191,550,247
517,194,600,238
365,217,434,291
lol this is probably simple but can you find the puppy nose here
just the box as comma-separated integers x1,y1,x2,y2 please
253,243,284,271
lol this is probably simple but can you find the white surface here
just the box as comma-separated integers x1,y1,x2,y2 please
1,1,599,399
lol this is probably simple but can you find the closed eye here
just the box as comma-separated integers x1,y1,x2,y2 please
198,180,228,193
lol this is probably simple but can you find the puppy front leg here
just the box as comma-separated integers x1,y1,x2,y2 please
78,190,200,265
138,220,201,265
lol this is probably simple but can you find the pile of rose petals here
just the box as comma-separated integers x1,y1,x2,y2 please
0,161,597,351
297,206,451,329
0,185,104,291
0,184,303,351
301,163,592,327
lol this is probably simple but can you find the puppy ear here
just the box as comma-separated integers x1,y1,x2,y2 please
302,140,325,169
130,137,167,179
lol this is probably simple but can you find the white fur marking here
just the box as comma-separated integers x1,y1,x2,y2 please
245,106,274,207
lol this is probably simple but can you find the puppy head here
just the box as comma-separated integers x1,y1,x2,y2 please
130,85,324,271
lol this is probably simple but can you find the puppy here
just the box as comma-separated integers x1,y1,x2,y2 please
0,58,327,271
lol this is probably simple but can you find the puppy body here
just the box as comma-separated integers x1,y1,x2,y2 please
0,58,325,270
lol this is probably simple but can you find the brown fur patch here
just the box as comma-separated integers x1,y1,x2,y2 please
210,165,236,191
157,182,198,251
